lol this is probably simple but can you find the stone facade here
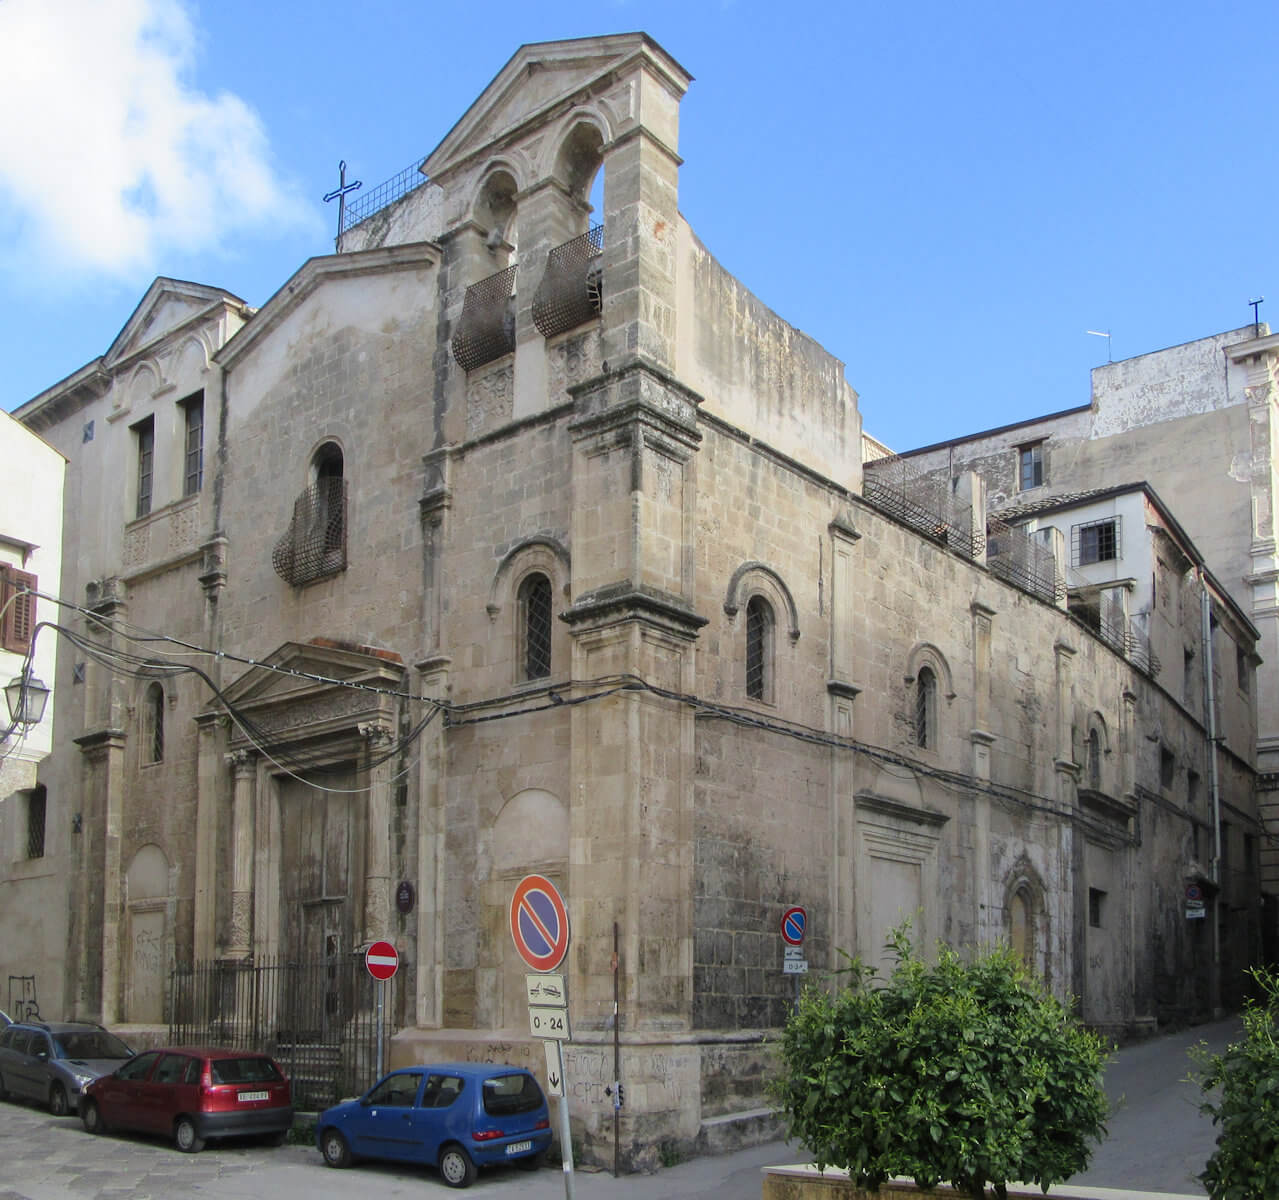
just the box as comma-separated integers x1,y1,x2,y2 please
7,32,1263,1169
895,326,1279,957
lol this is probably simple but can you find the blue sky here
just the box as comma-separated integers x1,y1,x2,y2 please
3,0,1276,454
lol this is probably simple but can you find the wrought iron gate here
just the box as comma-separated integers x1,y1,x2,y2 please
168,957,394,1110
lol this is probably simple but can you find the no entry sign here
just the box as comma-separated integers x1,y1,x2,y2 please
510,874,570,972
365,940,399,981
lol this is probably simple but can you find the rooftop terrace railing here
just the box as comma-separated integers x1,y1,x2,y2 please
341,158,429,235
861,454,983,559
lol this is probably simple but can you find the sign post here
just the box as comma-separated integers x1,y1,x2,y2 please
511,875,574,1200
781,906,808,1011
364,940,399,1078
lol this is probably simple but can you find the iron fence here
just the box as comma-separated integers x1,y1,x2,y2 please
341,159,429,235
862,455,983,559
986,516,1066,605
169,957,393,1111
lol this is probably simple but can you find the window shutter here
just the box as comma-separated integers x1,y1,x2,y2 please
1,567,38,653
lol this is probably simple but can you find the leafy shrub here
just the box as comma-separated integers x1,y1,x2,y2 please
1193,967,1279,1200
769,926,1109,1199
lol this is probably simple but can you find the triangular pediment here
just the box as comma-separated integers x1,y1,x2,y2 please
209,639,405,758
104,277,247,370
424,32,691,181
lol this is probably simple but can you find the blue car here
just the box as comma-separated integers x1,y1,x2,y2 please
316,1063,552,1187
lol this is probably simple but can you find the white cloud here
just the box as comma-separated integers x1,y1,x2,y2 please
0,0,317,279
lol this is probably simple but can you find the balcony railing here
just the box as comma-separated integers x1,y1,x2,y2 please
272,478,347,587
862,455,983,559
532,225,603,339
986,516,1065,606
451,265,517,372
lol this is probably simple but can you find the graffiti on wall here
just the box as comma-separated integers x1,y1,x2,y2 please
7,975,41,1021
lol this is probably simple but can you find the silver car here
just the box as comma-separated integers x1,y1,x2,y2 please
0,1022,134,1116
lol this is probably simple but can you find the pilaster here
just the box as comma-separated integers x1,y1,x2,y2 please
226,749,255,958
361,721,395,944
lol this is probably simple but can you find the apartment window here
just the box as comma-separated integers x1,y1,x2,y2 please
1018,442,1044,491
1072,517,1120,566
914,665,937,749
1160,746,1176,790
1187,769,1200,811
518,573,552,681
145,682,164,764
181,392,204,496
0,564,37,654
1237,643,1250,695
134,416,155,518
1088,887,1106,929
25,785,46,859
746,596,774,701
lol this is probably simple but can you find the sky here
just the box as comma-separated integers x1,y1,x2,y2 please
2,0,1276,454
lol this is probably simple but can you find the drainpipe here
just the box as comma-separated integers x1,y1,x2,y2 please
1200,572,1223,1016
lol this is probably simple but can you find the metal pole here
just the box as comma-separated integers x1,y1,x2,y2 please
556,1039,575,1200
376,978,385,1078
612,922,620,1178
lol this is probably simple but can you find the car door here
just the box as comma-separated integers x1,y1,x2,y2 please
4,1030,35,1099
96,1051,162,1132
24,1031,54,1104
344,1071,425,1161
413,1072,467,1164
146,1053,193,1136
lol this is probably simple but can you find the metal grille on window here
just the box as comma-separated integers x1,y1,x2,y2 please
1087,729,1101,790
915,667,935,748
531,225,603,339
272,478,348,587
746,597,771,700
136,419,154,518
452,265,517,372
522,575,552,680
148,684,165,763
1072,517,1121,566
26,786,46,859
183,397,204,496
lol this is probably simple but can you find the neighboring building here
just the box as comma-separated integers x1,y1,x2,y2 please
8,33,1263,1168
0,410,64,1022
895,327,1279,958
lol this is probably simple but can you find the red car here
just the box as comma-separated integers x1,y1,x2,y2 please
80,1047,293,1153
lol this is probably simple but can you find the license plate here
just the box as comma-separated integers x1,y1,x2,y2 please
239,1090,269,1102
505,1140,533,1155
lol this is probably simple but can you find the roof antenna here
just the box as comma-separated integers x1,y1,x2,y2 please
1085,329,1112,362
1249,297,1264,338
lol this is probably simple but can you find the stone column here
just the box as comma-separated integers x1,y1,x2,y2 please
361,721,395,945
971,602,997,945
193,715,227,961
225,749,255,959
414,657,450,1028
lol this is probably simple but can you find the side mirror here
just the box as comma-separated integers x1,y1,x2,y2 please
34,1049,49,1061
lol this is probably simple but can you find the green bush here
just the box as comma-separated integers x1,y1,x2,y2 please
769,927,1109,1199
1193,967,1279,1200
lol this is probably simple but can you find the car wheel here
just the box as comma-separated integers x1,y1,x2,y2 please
81,1099,107,1135
174,1116,206,1153
0,1071,8,1101
48,1083,70,1117
320,1128,351,1168
439,1143,476,1188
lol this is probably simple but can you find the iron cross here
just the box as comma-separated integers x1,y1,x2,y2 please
323,160,363,243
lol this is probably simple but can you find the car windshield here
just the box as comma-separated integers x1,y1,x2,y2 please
210,1057,281,1084
482,1073,542,1117
54,1031,133,1060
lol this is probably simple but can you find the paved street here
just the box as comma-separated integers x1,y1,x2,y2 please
0,1018,1241,1200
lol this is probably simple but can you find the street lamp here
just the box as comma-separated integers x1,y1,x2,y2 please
4,669,50,727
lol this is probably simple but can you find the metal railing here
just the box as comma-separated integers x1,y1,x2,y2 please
341,159,429,235
986,517,1066,606
272,478,347,588
169,957,393,1110
452,265,517,371
862,455,983,559
531,225,603,338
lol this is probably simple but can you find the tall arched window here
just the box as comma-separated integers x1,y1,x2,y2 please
1087,728,1102,790
1009,886,1033,966
145,682,165,764
519,573,553,680
313,443,345,558
914,666,937,749
746,595,774,701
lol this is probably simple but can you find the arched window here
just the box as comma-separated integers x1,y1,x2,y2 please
519,573,553,680
145,682,165,764
914,666,937,749
1009,887,1033,966
313,443,345,558
1087,728,1102,790
746,595,774,701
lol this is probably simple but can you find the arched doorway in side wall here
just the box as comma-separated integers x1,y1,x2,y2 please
125,844,171,1024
